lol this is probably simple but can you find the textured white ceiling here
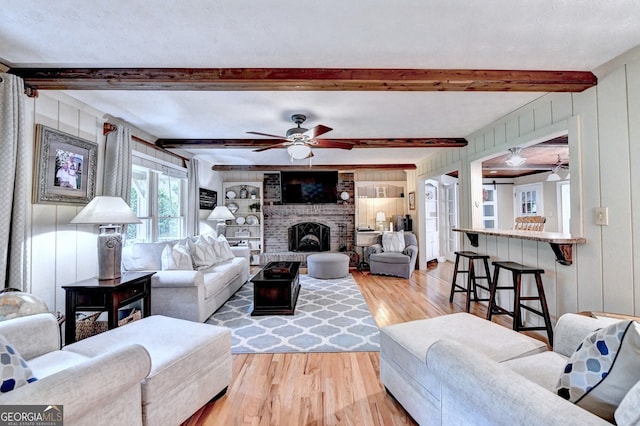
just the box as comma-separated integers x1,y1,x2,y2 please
2,0,640,166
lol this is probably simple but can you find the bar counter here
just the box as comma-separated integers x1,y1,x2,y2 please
452,227,587,266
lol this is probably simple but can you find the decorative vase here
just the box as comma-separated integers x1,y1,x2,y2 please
239,185,248,199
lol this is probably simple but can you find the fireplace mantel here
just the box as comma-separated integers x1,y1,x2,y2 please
264,204,355,217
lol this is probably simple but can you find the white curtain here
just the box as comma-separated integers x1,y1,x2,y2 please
0,74,31,290
186,158,200,236
103,124,132,201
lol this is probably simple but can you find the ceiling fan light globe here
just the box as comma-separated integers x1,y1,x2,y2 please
505,147,527,167
505,155,526,166
287,144,312,159
547,172,561,181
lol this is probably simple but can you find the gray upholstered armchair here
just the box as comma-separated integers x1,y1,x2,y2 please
367,231,418,278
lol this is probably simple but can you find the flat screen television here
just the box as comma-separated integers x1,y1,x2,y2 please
280,171,338,204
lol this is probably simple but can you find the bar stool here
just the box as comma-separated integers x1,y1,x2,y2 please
486,261,554,346
449,251,492,312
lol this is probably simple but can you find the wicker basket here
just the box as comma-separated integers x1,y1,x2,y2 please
118,308,142,326
75,309,142,341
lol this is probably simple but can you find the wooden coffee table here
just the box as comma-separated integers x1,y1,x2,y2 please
251,261,301,316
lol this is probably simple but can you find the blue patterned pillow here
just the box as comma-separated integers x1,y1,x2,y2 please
0,334,37,393
556,320,640,421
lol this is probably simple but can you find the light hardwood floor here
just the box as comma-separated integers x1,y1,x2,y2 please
183,261,548,426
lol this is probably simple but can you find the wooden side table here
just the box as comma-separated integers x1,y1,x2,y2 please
62,271,154,345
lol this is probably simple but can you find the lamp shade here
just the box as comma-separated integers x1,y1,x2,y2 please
375,211,386,222
70,196,141,225
207,205,235,221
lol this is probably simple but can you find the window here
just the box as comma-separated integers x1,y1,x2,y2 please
127,152,187,243
513,183,543,217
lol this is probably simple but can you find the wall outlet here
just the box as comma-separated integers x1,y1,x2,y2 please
595,207,609,226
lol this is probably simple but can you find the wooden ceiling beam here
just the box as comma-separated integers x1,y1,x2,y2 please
10,68,597,94
211,164,417,172
156,137,468,149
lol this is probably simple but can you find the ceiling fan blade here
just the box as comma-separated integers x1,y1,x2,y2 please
305,124,333,139
313,139,355,150
252,142,290,152
246,131,288,139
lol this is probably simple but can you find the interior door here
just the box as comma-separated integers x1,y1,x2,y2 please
424,180,439,262
442,177,459,262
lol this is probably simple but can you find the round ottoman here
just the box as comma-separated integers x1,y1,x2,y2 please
307,253,350,279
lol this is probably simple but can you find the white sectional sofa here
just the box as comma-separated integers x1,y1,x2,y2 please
0,313,149,425
122,235,250,322
381,312,640,425
0,312,232,426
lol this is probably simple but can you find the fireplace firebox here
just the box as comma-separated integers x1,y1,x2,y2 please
288,222,330,252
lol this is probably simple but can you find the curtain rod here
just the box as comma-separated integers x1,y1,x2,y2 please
103,123,188,165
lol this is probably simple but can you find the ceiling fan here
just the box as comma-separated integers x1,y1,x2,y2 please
547,154,570,181
247,114,354,161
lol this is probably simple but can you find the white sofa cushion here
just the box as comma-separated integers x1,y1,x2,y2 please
381,313,547,401
64,315,231,426
201,258,245,299
161,242,194,270
557,320,640,421
503,351,568,390
27,350,90,379
188,235,218,269
122,242,169,271
208,235,235,262
616,380,640,425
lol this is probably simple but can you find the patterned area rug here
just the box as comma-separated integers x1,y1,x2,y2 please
206,274,380,353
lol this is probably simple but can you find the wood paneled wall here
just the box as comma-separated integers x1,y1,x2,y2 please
25,92,181,314
26,92,104,313
417,51,640,317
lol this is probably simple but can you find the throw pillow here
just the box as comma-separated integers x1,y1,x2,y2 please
556,320,640,421
213,235,235,262
188,236,218,269
0,334,37,393
161,242,194,271
382,230,405,253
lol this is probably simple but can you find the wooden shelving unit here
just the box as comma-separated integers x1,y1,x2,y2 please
223,181,264,265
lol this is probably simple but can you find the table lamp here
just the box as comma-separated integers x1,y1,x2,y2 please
375,211,386,231
207,205,235,237
70,196,141,280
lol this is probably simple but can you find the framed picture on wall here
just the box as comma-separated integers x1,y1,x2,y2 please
408,191,416,210
199,188,218,210
33,124,98,205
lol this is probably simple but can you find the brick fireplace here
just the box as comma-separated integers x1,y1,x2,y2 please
263,203,355,253
260,172,357,266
